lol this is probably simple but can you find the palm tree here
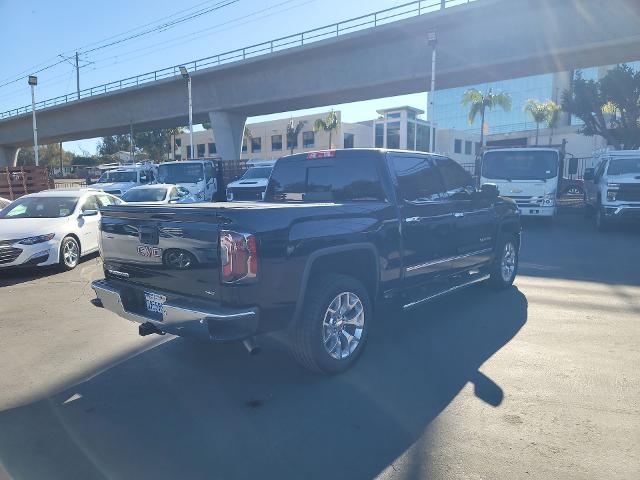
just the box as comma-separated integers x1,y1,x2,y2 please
545,101,561,146
286,119,307,155
524,99,549,146
461,88,512,149
313,110,339,148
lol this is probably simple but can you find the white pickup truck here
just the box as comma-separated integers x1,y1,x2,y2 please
93,163,157,197
584,150,640,230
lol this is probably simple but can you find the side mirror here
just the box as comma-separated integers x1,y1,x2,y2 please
480,183,499,199
584,168,595,181
81,209,99,217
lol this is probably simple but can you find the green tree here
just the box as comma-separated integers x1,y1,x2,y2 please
545,101,561,145
16,144,73,167
562,65,640,149
286,119,307,154
461,88,512,149
524,99,549,146
97,135,131,156
313,109,339,148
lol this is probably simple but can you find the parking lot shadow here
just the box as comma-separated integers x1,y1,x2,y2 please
0,253,100,288
0,285,527,480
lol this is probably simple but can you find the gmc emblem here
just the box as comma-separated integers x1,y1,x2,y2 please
137,245,162,258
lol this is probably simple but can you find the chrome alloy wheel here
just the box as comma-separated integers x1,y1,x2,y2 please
63,239,79,268
501,241,516,282
322,291,365,360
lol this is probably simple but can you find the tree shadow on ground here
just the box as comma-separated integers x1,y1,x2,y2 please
0,285,527,480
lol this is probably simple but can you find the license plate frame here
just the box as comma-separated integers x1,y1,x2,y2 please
144,291,167,315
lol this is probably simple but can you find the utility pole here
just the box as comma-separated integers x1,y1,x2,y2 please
75,52,80,99
427,32,437,153
28,76,39,166
59,141,64,176
130,122,135,164
179,67,193,160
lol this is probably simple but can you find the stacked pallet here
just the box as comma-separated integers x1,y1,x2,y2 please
0,166,54,200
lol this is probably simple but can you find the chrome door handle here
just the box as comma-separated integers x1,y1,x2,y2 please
454,212,465,218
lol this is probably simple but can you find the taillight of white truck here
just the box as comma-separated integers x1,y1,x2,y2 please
219,230,258,283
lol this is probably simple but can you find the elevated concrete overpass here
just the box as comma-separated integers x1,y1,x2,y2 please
1,0,639,165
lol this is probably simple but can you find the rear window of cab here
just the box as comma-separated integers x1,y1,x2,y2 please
265,154,387,203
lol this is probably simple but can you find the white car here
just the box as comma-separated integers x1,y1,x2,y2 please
121,184,196,204
226,162,275,201
0,189,122,270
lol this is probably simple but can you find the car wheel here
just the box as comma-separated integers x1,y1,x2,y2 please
595,206,609,232
59,236,80,271
290,274,371,374
487,234,519,289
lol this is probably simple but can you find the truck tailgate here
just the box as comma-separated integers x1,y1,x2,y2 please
99,205,227,298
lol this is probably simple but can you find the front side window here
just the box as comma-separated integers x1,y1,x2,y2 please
303,131,315,149
82,196,100,212
204,162,215,182
390,154,444,202
97,171,137,183
437,158,474,193
271,135,282,151
251,137,262,153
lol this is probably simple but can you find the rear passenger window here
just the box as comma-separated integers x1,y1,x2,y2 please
437,157,474,193
266,157,386,203
390,155,444,202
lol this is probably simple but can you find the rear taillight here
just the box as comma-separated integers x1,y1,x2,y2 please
220,230,258,283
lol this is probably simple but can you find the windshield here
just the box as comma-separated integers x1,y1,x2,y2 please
122,188,167,202
0,197,78,219
241,167,273,180
607,157,640,175
158,163,204,184
97,171,138,183
482,150,559,181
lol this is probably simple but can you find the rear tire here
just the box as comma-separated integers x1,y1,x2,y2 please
487,234,519,289
59,236,80,271
289,274,372,374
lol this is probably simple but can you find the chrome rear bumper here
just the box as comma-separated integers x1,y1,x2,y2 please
91,279,259,341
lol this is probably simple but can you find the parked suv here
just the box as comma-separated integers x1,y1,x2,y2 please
584,150,640,230
91,149,521,373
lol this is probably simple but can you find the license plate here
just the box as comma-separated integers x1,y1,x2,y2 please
144,292,166,315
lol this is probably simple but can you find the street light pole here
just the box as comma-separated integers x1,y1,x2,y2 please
427,32,437,154
180,66,193,160
28,76,39,166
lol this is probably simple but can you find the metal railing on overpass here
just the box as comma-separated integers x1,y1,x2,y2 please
0,0,474,120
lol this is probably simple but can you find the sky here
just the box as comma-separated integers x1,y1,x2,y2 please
0,0,435,155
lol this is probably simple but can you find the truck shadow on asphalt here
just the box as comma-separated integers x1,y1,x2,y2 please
0,285,527,480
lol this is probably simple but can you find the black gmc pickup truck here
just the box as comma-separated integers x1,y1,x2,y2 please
92,149,520,373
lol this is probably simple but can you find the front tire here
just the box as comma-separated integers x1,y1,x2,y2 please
59,236,80,271
290,274,372,374
487,234,519,289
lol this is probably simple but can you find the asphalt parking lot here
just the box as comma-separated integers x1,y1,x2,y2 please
0,214,638,480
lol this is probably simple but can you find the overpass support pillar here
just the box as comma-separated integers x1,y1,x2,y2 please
208,111,247,161
0,147,19,167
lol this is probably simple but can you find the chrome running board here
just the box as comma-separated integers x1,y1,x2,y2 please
402,275,490,311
